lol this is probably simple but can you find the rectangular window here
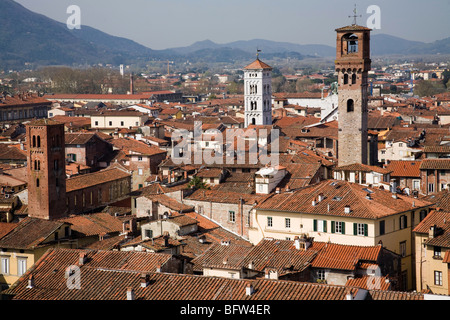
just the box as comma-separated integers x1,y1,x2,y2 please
313,219,327,232
285,218,291,229
317,270,325,280
1,256,10,274
95,121,99,126
331,221,345,234
121,121,124,126
434,271,443,286
400,241,407,257
399,215,408,229
428,183,435,193
145,229,153,239
109,121,113,126
138,156,143,161
267,217,273,228
229,211,236,223
433,246,441,258
379,220,385,235
354,223,368,236
138,168,143,176
17,258,27,276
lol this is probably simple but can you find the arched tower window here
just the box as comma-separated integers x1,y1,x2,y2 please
344,74,349,85
32,135,36,148
347,99,355,112
252,118,256,125
352,73,357,84
37,136,41,148
36,178,40,187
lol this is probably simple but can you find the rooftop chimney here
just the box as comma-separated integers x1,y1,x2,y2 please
79,252,87,266
344,205,351,214
127,287,135,300
429,225,436,239
140,273,150,288
294,236,301,250
27,275,35,289
245,283,255,296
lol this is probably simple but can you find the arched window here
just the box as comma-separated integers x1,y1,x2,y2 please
343,74,349,85
347,99,354,112
36,178,40,187
343,33,359,54
36,136,41,148
352,73,357,84
252,118,256,125
32,135,36,148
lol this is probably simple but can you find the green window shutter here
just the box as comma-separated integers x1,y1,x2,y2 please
331,221,335,234
353,223,358,235
313,219,317,231
323,220,327,233
342,222,345,234
364,224,368,236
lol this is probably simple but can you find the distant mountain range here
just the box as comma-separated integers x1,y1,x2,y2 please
1,0,450,70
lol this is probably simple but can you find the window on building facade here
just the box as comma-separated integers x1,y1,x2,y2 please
17,258,27,276
331,221,345,234
267,216,273,228
1,256,10,274
229,211,236,223
399,241,407,257
433,246,442,259
354,223,368,236
313,219,327,232
285,218,291,229
434,271,443,286
317,270,325,280
399,215,408,229
379,220,385,235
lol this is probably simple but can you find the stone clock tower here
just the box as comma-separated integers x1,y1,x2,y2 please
335,23,372,166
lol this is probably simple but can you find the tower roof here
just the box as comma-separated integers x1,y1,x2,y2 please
27,118,63,126
244,58,272,70
335,24,372,32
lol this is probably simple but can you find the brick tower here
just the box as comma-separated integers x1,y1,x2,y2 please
244,55,273,128
26,119,67,220
335,24,371,166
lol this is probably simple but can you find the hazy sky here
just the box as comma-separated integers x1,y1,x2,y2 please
14,0,450,50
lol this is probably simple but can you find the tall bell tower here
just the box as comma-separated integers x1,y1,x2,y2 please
335,22,371,166
244,54,273,128
26,119,67,220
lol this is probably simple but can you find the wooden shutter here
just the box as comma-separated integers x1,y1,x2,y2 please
353,223,358,235
364,224,368,236
323,220,327,232
313,219,317,232
331,221,335,233
342,222,345,234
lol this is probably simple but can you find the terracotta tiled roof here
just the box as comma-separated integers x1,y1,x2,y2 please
420,159,450,170
110,138,166,156
367,290,423,300
335,163,392,175
59,212,124,237
0,94,51,107
191,243,253,271
336,24,372,31
385,160,421,177
185,189,269,205
0,217,66,250
145,194,194,213
423,146,450,153
0,222,18,239
0,144,26,161
65,132,98,145
310,242,382,271
421,191,450,212
255,180,432,220
66,167,130,192
346,276,391,291
244,58,272,70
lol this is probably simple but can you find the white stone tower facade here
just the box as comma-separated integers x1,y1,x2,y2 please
244,58,273,128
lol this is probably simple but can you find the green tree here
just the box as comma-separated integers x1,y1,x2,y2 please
188,176,210,190
414,80,446,97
